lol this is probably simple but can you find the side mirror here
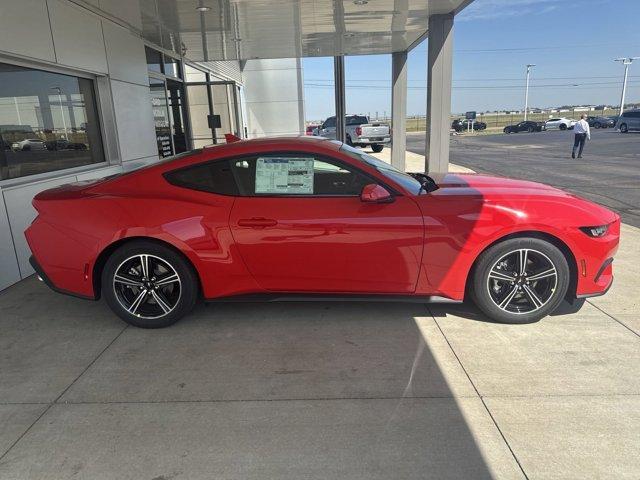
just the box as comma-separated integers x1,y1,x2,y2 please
360,184,393,203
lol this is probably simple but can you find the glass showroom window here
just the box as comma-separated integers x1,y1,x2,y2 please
0,62,104,180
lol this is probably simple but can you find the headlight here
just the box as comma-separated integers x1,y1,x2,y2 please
580,225,609,237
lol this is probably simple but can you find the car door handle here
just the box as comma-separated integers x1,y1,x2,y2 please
237,217,278,228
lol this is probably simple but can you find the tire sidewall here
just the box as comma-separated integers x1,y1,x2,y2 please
102,241,199,328
470,238,570,324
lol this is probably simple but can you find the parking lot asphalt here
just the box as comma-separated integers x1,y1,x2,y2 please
407,130,640,227
1,223,639,479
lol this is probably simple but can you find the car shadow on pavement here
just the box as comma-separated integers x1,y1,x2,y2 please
0,281,518,479
427,298,588,324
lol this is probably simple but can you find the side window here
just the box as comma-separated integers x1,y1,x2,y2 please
165,159,239,195
323,117,336,128
230,154,372,196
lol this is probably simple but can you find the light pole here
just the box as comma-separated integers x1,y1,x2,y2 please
614,57,639,116
51,86,68,140
524,64,535,121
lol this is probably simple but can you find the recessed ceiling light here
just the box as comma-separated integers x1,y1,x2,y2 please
353,0,368,4
195,5,210,12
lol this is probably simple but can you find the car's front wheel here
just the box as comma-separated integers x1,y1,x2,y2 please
619,123,628,133
370,144,384,153
102,240,199,328
470,238,569,324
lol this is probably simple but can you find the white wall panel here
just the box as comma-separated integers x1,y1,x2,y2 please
102,21,148,86
0,0,55,62
121,155,158,172
245,102,305,138
0,194,21,290
99,0,143,30
49,0,108,73
75,165,123,181
3,175,79,278
110,80,157,162
242,58,304,137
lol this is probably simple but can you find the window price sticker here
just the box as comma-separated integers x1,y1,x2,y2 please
255,157,314,194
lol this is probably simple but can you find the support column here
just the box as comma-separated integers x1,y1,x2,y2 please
425,14,454,173
391,51,407,171
334,56,346,143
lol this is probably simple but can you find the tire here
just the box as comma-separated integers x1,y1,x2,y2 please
619,123,628,133
503,127,511,134
527,127,534,133
559,124,567,131
346,135,353,146
469,237,569,324
102,240,199,328
594,122,601,129
370,144,384,153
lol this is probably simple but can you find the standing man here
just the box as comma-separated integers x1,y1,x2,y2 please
572,114,591,159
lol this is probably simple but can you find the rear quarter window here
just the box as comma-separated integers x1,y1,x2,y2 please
164,160,239,195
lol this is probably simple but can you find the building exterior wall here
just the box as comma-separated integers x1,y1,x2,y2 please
242,58,305,138
0,1,306,292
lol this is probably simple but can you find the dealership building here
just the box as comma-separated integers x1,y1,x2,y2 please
0,0,471,291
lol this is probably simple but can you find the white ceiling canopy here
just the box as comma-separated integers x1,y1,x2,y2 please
138,0,472,61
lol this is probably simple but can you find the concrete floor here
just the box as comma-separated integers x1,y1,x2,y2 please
0,225,638,479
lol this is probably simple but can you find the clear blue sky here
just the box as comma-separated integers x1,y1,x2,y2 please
302,0,640,121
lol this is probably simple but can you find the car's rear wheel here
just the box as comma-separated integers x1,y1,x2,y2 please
370,144,384,153
503,127,511,134
470,238,569,324
594,122,601,129
619,123,628,133
527,126,534,133
559,124,567,131
102,240,198,328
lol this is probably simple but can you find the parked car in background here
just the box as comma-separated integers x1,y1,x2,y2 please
45,139,88,151
607,115,619,126
586,116,615,129
318,115,390,153
305,124,319,136
11,138,47,151
451,118,487,132
503,121,546,134
616,109,640,133
544,117,576,131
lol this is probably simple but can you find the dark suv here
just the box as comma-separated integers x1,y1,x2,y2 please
616,109,640,133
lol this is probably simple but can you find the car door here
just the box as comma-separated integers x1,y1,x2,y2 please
228,152,424,294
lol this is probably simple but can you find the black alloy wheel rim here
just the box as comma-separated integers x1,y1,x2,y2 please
113,254,182,319
486,248,558,315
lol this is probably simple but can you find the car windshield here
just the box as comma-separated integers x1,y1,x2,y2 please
339,144,423,194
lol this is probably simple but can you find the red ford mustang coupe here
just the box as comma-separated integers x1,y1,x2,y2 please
26,137,619,328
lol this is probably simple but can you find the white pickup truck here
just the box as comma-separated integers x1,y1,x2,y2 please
316,115,391,152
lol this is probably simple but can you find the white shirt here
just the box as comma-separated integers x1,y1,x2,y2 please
574,119,590,139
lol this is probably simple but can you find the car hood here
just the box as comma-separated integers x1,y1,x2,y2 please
426,173,618,224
